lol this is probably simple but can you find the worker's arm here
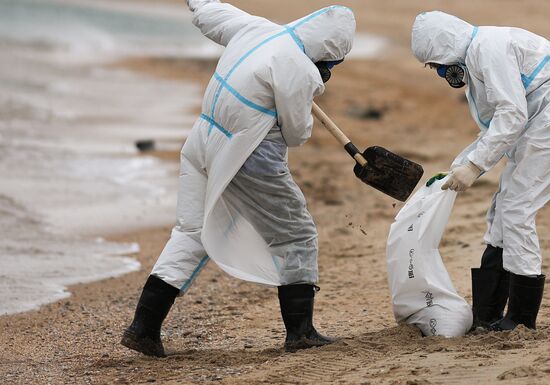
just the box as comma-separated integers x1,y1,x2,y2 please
272,57,325,147
187,0,263,47
451,133,484,168
466,38,528,171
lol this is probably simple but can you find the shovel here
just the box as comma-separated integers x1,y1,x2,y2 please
312,102,424,201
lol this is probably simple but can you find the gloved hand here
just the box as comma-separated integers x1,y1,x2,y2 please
441,161,482,191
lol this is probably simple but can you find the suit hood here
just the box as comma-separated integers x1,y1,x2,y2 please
411,11,475,65
290,5,356,62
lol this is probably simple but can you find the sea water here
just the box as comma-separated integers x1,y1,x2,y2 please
0,0,214,315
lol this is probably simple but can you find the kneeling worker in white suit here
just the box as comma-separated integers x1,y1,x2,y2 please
121,1,356,356
412,11,549,331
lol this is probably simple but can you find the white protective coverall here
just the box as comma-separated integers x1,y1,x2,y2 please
412,11,550,276
151,1,356,290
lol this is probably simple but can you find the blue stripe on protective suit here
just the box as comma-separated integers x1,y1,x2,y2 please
200,113,233,138
225,30,288,79
465,28,491,129
213,72,277,117
521,55,550,89
205,6,338,137
208,81,225,136
180,256,209,292
463,26,487,128
462,26,478,59
206,30,288,135
471,26,478,40
283,26,305,52
469,88,492,129
288,5,350,30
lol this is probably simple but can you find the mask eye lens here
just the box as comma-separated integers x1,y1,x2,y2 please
436,65,448,78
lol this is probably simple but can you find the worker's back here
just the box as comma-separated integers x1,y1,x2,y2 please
200,17,312,139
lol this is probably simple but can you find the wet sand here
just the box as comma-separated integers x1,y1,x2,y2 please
1,1,550,384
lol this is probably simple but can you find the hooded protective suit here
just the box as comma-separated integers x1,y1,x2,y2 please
412,11,550,276
151,2,356,290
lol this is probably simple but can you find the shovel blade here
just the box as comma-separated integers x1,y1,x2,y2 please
353,146,424,201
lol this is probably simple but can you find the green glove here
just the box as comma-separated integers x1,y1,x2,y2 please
426,172,448,187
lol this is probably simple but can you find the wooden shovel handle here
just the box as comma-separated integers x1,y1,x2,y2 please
311,102,367,167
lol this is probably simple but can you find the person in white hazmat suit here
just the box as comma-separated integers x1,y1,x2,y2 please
412,11,549,331
121,1,356,357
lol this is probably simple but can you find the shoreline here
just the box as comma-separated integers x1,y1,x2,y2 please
1,56,215,317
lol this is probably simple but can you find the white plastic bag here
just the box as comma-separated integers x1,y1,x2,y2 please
386,177,473,337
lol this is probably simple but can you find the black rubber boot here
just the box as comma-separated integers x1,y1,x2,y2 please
121,275,180,357
491,273,545,331
471,245,509,329
480,244,505,270
278,284,335,352
471,268,509,328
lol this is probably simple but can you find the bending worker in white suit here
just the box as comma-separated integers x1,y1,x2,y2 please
412,11,549,331
121,1,355,356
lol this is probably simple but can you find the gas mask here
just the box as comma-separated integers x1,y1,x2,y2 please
315,59,344,83
437,64,466,89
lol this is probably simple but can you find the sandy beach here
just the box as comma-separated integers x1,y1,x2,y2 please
1,1,550,384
